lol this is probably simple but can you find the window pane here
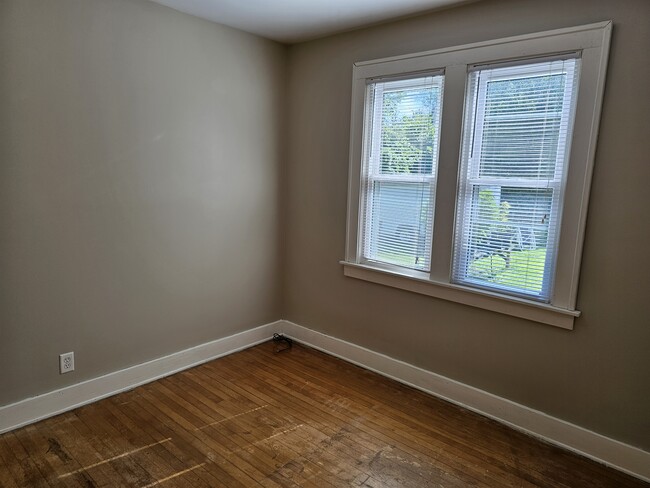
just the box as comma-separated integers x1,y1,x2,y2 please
378,82,441,175
453,57,579,300
361,74,443,271
479,74,566,179
485,74,565,116
464,186,553,294
365,181,433,270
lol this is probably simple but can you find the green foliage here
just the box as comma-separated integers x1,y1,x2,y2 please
468,248,546,293
486,74,565,115
474,189,512,246
379,90,436,174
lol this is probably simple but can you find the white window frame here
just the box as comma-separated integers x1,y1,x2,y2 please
359,73,444,273
452,56,579,302
343,22,612,329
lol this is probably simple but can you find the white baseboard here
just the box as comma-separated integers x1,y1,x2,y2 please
0,321,281,435
277,319,650,483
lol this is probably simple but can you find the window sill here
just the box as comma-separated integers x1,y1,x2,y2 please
341,261,580,329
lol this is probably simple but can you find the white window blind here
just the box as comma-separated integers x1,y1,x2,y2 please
453,56,580,301
360,74,444,272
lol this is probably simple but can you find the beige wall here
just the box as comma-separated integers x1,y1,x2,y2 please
284,0,650,449
0,0,286,405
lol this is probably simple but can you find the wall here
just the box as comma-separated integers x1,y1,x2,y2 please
284,0,650,449
0,0,286,406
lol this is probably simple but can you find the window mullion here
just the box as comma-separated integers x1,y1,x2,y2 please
428,64,468,282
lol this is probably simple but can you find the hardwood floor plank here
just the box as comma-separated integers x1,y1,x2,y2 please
214,345,647,488
76,399,184,486
150,381,311,486
133,390,264,487
244,344,640,488
110,390,238,488
0,443,20,488
272,346,611,487
197,355,482,487
13,423,88,488
139,381,303,488
0,436,31,488
237,346,569,488
50,414,135,488
1,433,52,488
1,342,646,488
165,377,340,488
210,350,501,482
163,375,338,488
176,369,383,487
175,368,418,488
70,407,158,487
101,397,214,488
89,400,208,488
206,353,489,487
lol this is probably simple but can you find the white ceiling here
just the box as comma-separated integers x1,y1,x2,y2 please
149,0,473,43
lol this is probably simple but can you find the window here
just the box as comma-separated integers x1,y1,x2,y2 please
360,74,444,272
343,22,612,329
453,56,579,301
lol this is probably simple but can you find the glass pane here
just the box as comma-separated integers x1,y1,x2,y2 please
479,74,566,179
485,74,565,115
464,186,553,294
375,77,442,175
366,181,433,271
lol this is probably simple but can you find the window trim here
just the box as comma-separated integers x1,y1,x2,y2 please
343,21,612,329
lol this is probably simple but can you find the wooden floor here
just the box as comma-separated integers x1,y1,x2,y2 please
0,342,646,487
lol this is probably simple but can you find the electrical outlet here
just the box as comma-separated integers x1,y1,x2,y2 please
59,352,74,374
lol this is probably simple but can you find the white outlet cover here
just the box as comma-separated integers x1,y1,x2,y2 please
59,352,75,374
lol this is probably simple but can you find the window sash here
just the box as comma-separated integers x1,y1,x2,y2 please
359,73,444,272
452,56,580,301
